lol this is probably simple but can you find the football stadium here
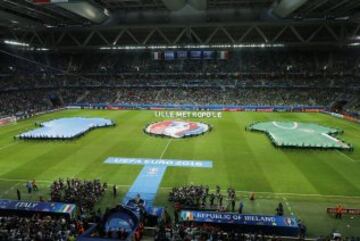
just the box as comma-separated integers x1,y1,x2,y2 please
0,0,360,240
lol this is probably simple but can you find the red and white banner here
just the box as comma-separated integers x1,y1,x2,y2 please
0,116,16,126
145,120,209,138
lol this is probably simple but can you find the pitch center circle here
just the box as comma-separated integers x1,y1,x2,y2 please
144,120,211,138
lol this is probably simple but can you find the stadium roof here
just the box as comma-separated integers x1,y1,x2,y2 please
0,0,359,29
0,0,359,49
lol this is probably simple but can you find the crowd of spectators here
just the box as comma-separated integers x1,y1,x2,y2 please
1,50,360,117
155,222,295,241
0,177,108,241
155,221,359,241
50,178,107,213
1,87,359,118
2,85,359,118
0,90,53,117
0,215,83,241
162,185,359,241
0,178,109,240
28,50,358,75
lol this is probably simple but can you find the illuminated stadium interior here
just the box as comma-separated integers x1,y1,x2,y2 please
0,0,360,240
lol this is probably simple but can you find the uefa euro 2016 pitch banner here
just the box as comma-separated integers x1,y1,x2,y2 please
145,120,210,138
16,117,115,140
248,121,352,150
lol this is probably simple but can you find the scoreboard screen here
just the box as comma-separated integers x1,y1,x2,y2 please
152,50,230,60
203,51,215,59
164,51,175,60
176,51,188,59
190,51,202,59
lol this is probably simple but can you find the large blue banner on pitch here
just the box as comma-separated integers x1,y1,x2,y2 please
0,199,76,217
123,165,168,207
104,157,213,168
17,117,114,139
180,210,298,228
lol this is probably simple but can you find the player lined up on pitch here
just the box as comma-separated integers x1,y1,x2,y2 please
50,178,107,212
169,185,264,215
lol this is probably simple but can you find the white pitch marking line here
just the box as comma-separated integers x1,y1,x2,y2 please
0,142,18,151
159,139,172,160
336,150,357,163
0,183,20,199
1,177,360,199
0,177,53,184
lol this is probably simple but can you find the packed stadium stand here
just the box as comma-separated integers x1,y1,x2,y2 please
1,50,360,118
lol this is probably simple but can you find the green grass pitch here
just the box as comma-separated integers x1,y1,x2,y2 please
0,109,359,236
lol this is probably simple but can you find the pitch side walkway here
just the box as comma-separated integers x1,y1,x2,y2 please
122,165,167,207
104,157,213,208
